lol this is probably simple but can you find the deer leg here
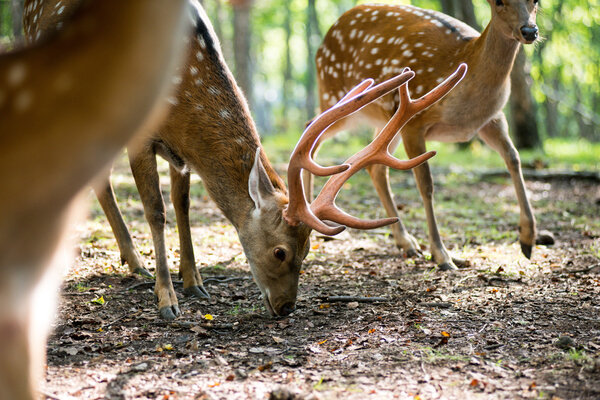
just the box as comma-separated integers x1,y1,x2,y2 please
129,147,180,320
366,129,421,257
169,165,210,299
402,128,457,271
93,174,151,277
478,114,536,258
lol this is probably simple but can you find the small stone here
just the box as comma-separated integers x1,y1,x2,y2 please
536,230,555,246
554,336,576,350
132,362,148,372
347,302,359,309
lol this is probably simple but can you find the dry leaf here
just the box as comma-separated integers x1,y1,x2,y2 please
272,336,285,344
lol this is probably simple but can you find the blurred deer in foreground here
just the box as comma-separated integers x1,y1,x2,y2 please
0,1,189,398
310,0,541,271
25,0,465,320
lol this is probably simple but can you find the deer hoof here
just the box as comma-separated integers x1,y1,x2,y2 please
520,242,533,259
184,285,211,299
159,305,180,320
437,261,458,271
133,267,153,278
535,230,555,246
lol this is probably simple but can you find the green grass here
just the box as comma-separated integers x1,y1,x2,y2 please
262,131,600,172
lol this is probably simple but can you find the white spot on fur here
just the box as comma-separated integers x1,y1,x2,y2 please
371,48,379,55
7,63,26,86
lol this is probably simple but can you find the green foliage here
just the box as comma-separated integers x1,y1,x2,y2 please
1,0,597,144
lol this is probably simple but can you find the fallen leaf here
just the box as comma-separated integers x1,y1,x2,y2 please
470,379,480,387
368,328,376,334
208,382,220,388
163,344,173,351
319,303,330,309
91,296,105,305
318,339,328,345
441,331,450,337
258,361,272,372
204,314,214,320
347,302,359,309
272,336,285,344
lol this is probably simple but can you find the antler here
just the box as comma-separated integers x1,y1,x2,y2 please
284,63,468,236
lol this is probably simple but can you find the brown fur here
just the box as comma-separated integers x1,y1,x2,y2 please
1,1,188,397
313,0,539,269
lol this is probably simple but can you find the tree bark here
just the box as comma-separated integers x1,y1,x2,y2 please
230,0,253,111
440,0,480,31
11,0,23,39
305,0,321,121
282,2,292,129
510,47,541,149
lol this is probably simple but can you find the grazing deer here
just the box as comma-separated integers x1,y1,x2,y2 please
0,1,189,398
310,0,541,271
25,1,465,320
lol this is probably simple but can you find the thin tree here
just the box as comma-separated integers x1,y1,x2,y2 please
11,0,23,39
282,2,293,129
510,48,541,149
305,0,321,121
230,0,253,110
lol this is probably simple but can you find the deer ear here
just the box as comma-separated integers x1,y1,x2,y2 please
248,147,275,210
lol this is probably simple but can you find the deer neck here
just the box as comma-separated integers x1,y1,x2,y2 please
167,43,286,230
467,18,521,88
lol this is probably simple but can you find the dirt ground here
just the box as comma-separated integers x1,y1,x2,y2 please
40,156,600,400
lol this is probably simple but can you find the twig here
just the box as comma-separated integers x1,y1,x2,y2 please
563,264,600,274
152,320,234,330
39,391,69,400
480,169,600,182
419,302,453,309
319,296,389,303
203,276,252,284
484,343,504,351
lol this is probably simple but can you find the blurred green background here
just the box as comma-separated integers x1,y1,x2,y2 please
2,0,598,169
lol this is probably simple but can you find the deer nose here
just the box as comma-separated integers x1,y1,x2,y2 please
279,302,296,316
520,25,538,42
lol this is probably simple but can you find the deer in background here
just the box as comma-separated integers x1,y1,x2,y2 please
0,1,189,398
25,0,465,320
310,0,541,271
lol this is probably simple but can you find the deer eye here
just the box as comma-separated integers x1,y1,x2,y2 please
495,0,504,5
273,247,286,261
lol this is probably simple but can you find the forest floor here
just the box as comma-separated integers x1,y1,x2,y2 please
40,153,600,400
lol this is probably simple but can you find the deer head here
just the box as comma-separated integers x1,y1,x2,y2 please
240,64,467,317
488,0,539,44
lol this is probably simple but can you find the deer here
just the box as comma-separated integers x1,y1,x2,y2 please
25,0,466,321
0,0,189,398
308,0,542,271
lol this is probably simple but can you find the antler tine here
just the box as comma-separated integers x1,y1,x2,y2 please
283,70,416,235
310,64,468,233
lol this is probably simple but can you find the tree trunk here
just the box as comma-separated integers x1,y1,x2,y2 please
510,47,541,149
231,0,253,111
282,2,292,129
11,0,23,39
439,0,480,31
305,0,321,121
543,74,560,138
